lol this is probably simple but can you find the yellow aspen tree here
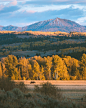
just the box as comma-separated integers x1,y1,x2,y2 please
63,56,79,77
52,55,69,80
4,55,18,79
52,55,62,80
40,65,45,80
19,57,29,79
32,61,40,80
1,63,6,77
80,53,86,79
82,67,86,80
0,62,2,78
18,67,22,80
45,56,52,79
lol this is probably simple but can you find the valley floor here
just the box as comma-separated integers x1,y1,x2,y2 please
14,80,86,101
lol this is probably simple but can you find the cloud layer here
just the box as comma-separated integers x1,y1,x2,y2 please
0,0,86,26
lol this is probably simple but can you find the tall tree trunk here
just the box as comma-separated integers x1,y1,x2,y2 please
55,71,56,80
49,69,51,80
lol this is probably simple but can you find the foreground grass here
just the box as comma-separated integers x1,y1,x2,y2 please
0,78,86,108
0,88,82,108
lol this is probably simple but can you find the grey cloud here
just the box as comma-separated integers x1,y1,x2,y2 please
7,7,84,23
0,6,20,14
0,6,84,26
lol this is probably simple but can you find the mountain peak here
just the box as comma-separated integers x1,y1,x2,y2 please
0,17,86,32
25,17,86,32
6,25,16,27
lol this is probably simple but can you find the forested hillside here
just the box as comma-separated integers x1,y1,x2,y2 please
0,31,86,60
0,31,86,80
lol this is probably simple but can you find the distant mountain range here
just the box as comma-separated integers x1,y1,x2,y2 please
1,18,86,32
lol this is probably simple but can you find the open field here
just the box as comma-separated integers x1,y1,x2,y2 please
14,80,86,102
11,50,57,57
14,80,86,86
0,31,69,36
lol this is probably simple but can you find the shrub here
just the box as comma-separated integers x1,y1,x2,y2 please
34,82,62,99
0,77,28,92
0,93,7,101
45,97,59,108
24,93,32,98
0,77,16,91
16,82,27,92
24,100,36,108
34,85,40,92
12,88,24,99
6,91,14,98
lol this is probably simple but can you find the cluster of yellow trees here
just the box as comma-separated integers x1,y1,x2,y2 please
0,54,86,80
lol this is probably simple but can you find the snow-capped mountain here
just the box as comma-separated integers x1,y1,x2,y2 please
2,25,22,31
23,17,86,32
1,18,86,32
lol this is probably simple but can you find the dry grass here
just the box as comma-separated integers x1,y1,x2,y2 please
1,31,86,37
0,79,86,107
14,80,86,85
0,31,69,36
0,31,15,33
14,80,86,101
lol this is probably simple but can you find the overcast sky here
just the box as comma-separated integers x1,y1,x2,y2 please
0,0,86,27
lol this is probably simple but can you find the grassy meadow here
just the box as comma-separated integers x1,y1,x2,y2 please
0,78,86,108
14,80,86,100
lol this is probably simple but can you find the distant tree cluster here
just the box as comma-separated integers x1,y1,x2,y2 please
0,54,86,80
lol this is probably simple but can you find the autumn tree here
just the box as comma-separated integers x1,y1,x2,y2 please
52,55,69,80
44,56,52,79
0,62,2,78
19,57,32,80
63,56,79,79
80,53,86,79
4,55,18,80
40,65,45,80
32,60,40,80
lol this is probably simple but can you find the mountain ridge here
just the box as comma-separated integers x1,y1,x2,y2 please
1,17,86,32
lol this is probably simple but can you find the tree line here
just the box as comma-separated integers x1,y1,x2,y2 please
0,54,86,80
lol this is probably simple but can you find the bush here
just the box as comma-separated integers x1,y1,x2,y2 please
0,77,28,93
24,100,36,108
6,91,14,98
45,97,59,108
12,88,24,99
24,93,32,98
16,82,27,92
0,93,7,101
0,88,84,108
34,82,62,99
0,77,16,91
